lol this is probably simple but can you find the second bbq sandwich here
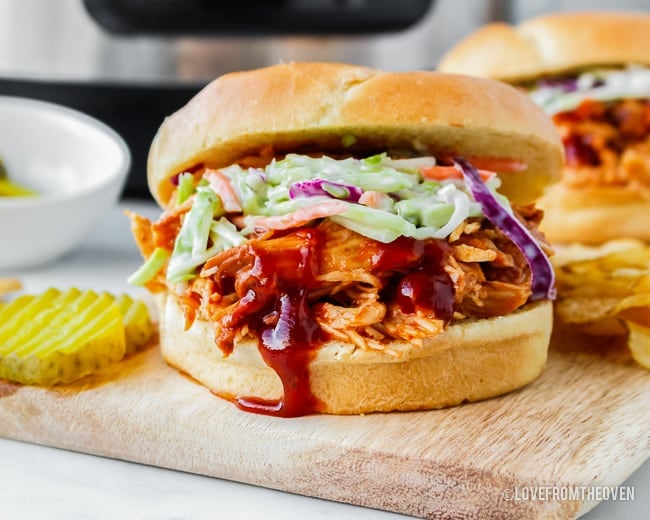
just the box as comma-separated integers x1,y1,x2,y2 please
439,11,650,244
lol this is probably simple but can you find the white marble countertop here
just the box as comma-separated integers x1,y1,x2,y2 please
1,201,648,520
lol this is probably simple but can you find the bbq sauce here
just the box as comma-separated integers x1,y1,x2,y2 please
367,235,454,321
237,287,322,417
369,236,425,272
217,229,326,417
562,134,601,168
393,240,455,322
354,237,454,321
213,229,455,418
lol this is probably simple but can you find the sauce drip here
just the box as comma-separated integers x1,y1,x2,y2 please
237,287,322,417
212,229,455,417
216,229,325,417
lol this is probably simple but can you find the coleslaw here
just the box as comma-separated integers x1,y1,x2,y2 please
130,152,554,301
529,65,650,115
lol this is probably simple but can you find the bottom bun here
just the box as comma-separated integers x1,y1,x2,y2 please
538,184,650,244
158,294,552,415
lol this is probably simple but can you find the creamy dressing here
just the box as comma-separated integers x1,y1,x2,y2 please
530,66,650,114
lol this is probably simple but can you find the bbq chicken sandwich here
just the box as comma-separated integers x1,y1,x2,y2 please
128,62,563,416
439,11,650,244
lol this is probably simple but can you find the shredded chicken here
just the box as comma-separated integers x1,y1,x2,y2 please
382,305,445,345
554,98,650,195
202,217,533,351
452,243,498,263
314,299,386,331
126,210,155,258
152,198,194,250
132,198,542,354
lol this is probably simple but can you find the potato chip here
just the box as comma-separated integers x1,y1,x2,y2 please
552,239,650,369
553,239,647,266
0,278,21,298
556,297,620,324
626,321,650,369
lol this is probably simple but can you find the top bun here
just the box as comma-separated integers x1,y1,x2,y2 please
147,62,563,207
438,11,650,83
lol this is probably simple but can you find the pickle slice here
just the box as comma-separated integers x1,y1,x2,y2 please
0,288,126,385
110,293,155,354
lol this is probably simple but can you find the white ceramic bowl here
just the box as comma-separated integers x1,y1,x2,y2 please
0,96,130,270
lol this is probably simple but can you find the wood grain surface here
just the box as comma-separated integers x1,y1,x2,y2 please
0,326,648,520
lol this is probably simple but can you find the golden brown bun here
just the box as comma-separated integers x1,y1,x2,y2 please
438,11,650,82
158,294,552,415
147,62,563,207
538,184,650,244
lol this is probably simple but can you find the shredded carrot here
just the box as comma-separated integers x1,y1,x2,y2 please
358,190,385,208
204,169,242,213
420,166,495,182
246,201,349,231
465,157,528,173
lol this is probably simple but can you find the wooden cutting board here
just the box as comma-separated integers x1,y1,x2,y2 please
0,326,648,520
